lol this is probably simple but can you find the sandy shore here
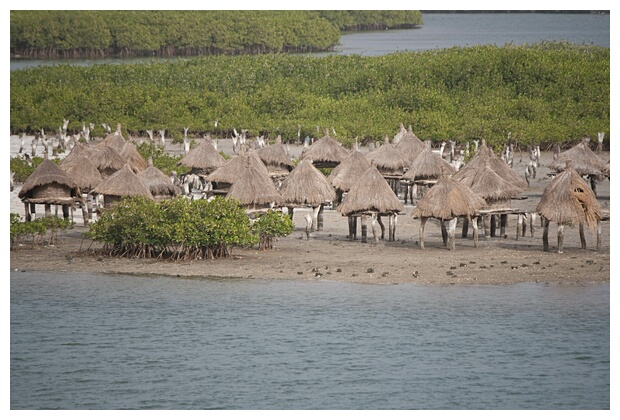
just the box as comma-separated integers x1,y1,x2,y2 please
9,135,611,285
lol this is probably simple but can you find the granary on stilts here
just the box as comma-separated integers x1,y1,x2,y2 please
90,163,153,209
394,125,427,167
299,128,349,169
256,135,294,182
60,154,102,223
277,159,336,234
138,163,181,202
536,160,603,253
327,150,371,204
401,146,456,204
365,136,409,196
411,173,486,251
338,166,404,243
120,142,148,173
206,150,268,197
18,158,86,223
226,155,282,214
178,134,227,177
89,144,127,179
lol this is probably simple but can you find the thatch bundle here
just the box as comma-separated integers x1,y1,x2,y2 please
138,165,180,201
299,129,349,168
89,145,126,179
226,156,282,208
256,135,294,176
91,163,153,201
536,164,602,228
327,150,371,193
206,151,268,187
278,159,336,207
60,155,102,192
365,136,408,177
121,142,148,173
548,138,608,176
402,146,456,181
394,125,426,165
338,166,404,216
178,135,226,174
411,175,485,220
19,158,83,203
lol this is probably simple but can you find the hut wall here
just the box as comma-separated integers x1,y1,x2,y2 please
103,195,122,208
32,183,73,199
484,198,512,210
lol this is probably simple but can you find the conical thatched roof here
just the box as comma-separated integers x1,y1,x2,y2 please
60,155,102,192
327,150,371,192
299,129,349,168
278,159,336,207
411,175,486,220
536,163,602,227
206,150,267,185
402,146,456,181
365,136,408,176
256,135,294,174
61,141,96,166
338,166,404,216
120,142,148,173
89,145,126,176
137,165,180,198
548,138,607,176
394,126,426,165
178,135,226,174
98,130,126,152
91,163,153,199
18,158,81,199
226,157,282,208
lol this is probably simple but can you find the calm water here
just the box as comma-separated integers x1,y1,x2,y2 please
10,12,609,71
11,271,609,409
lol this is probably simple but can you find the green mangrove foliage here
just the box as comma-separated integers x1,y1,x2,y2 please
317,10,422,30
10,42,609,149
252,210,295,250
86,196,294,260
10,213,73,248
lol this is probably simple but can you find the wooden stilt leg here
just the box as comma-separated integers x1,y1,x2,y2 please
62,204,70,220
516,214,523,240
472,217,479,248
371,213,379,244
392,214,398,241
490,214,496,237
462,217,469,238
44,203,51,217
596,220,602,252
317,204,324,231
378,215,385,240
529,213,536,237
287,207,294,220
557,224,564,253
441,219,448,246
361,215,368,243
500,214,507,237
348,216,354,240
353,216,358,240
312,206,320,231
448,217,457,251
590,176,597,197
579,222,587,249
542,218,550,251
24,203,31,222
483,215,490,239
419,217,427,249
81,203,89,226
522,215,527,237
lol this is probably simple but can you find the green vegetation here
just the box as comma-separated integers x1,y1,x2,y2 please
10,42,609,149
10,213,73,248
10,156,61,183
252,210,295,250
86,196,294,260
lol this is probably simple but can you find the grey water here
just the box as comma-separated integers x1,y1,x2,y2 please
11,271,609,410
10,12,609,71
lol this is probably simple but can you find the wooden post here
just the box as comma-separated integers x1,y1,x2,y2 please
483,215,490,239
419,217,427,249
441,219,448,246
317,204,324,231
448,217,457,251
81,203,89,226
305,213,312,240
377,215,386,240
24,203,31,222
412,184,418,202
287,206,294,220
472,217,479,248
596,220,602,252
62,204,70,220
312,206,320,231
490,214,496,237
44,203,51,218
87,195,94,220
348,216,354,240
579,222,587,249
500,214,507,237
557,224,565,253
542,218,550,251
353,216,358,240
371,213,379,244
529,213,536,237
391,214,397,242
462,217,469,238
521,215,527,237
361,215,368,243
403,184,409,204
590,176,597,197
516,214,523,240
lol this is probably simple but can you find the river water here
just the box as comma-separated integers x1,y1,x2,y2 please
10,12,611,411
11,271,609,409
10,12,609,71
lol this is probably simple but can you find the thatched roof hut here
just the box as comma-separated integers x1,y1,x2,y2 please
394,125,426,165
226,157,282,210
548,138,608,177
467,160,525,210
206,150,268,194
392,122,407,145
327,150,371,194
338,166,404,216
256,135,294,177
278,159,336,207
61,141,96,166
19,158,84,206
120,142,148,173
178,135,226,175
411,175,485,221
536,163,602,228
365,136,408,177
402,146,456,182
299,129,349,168
60,155,102,193
98,127,126,152
89,144,126,179
91,163,153,208
138,165,180,202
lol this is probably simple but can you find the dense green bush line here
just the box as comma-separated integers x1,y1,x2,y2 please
10,213,73,248
10,11,420,58
10,42,609,148
86,196,293,259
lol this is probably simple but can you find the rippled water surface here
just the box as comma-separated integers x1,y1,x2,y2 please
11,272,609,409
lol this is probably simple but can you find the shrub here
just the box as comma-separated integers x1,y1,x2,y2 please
252,210,295,250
